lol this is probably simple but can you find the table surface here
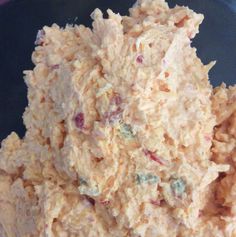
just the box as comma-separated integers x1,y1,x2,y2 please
0,0,235,141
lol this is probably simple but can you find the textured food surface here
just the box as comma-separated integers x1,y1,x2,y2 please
0,0,236,236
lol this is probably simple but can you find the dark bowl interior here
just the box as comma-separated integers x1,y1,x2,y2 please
0,0,235,141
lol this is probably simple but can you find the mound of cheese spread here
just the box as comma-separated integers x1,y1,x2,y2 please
0,0,235,236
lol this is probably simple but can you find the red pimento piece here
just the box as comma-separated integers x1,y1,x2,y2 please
204,134,212,142
85,196,95,206
136,55,144,64
110,107,122,118
100,200,110,205
105,107,122,124
51,64,60,70
104,94,123,124
198,210,203,218
150,199,160,206
114,95,122,106
74,112,84,129
143,149,165,165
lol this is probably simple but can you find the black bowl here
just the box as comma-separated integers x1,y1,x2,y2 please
0,0,235,141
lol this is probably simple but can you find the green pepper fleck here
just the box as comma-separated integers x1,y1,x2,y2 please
136,173,159,185
79,177,88,186
119,123,135,139
170,178,186,197
79,186,100,197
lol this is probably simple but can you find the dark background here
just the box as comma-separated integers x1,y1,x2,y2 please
0,0,235,142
